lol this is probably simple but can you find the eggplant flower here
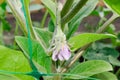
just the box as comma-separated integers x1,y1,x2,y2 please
48,27,71,61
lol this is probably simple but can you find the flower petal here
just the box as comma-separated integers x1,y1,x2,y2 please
60,45,71,60
58,53,64,61
52,50,58,61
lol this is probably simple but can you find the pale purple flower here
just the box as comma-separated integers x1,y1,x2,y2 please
52,44,71,61
48,26,71,61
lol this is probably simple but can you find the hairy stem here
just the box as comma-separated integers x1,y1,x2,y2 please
6,0,28,36
60,14,119,73
22,0,36,39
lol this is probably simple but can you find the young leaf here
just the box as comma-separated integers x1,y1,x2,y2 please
15,36,52,73
41,0,56,23
0,45,34,80
68,33,116,51
104,0,120,16
68,60,113,78
67,0,99,39
61,0,74,18
61,0,88,25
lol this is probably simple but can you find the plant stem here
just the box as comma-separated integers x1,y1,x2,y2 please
0,23,3,45
54,75,61,80
61,0,74,18
6,0,28,37
60,14,119,73
61,0,88,26
41,10,48,28
96,13,119,33
22,0,36,39
53,1,62,80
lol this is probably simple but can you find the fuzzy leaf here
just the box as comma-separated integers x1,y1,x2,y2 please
41,0,56,23
67,0,98,39
68,60,113,79
15,36,52,73
34,28,52,48
0,74,20,80
93,72,118,80
0,45,34,80
68,33,116,51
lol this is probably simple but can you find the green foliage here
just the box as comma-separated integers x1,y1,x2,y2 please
109,56,120,66
61,0,88,25
0,2,11,31
84,42,120,66
61,0,74,18
1,0,120,79
34,28,52,48
93,72,118,80
67,0,99,39
48,19,55,32
68,33,116,51
0,74,20,80
15,36,52,73
22,0,36,39
0,45,34,80
6,0,28,36
66,60,113,79
104,0,120,15
41,0,56,23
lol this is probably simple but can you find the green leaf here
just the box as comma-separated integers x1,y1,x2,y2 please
69,60,113,78
109,56,120,66
0,74,20,80
67,0,98,39
93,72,118,80
61,0,88,25
61,0,74,18
48,19,55,32
84,44,120,66
104,0,120,15
0,45,34,80
15,36,52,73
68,33,116,51
41,0,56,23
34,28,52,48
